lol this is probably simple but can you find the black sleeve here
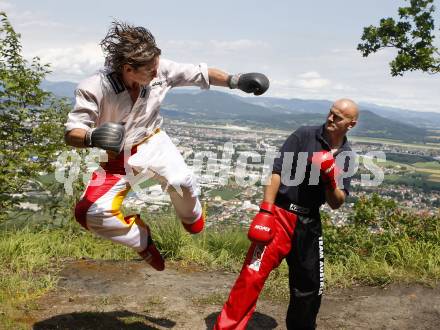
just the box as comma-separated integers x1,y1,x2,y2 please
272,132,301,175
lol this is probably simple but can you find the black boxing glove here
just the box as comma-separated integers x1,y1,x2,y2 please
85,122,125,153
228,72,269,96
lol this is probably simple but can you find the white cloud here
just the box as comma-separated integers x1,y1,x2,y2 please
271,79,294,88
209,39,269,51
330,48,358,55
2,5,66,34
28,43,104,81
298,71,321,79
293,72,331,89
17,20,64,28
271,75,328,90
166,40,203,49
295,78,330,89
333,83,356,91
165,39,269,53
271,72,332,92
0,0,13,11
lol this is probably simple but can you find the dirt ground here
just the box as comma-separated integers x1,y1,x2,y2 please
19,259,439,329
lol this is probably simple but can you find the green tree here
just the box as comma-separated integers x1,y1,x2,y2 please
0,12,70,222
349,193,398,228
358,0,440,76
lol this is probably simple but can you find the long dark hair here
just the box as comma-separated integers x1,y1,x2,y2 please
100,20,161,73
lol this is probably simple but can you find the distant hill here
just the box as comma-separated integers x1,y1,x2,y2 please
162,91,328,131
358,102,440,130
161,92,428,142
353,110,428,141
239,96,332,114
242,96,440,130
41,80,434,142
41,81,77,98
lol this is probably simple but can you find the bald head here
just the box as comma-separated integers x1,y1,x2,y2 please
332,98,359,121
325,98,359,138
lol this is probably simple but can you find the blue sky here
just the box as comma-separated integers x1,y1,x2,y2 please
2,0,440,112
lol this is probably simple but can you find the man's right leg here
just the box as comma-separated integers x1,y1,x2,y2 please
214,207,297,330
74,171,164,270
168,185,204,234
128,131,204,234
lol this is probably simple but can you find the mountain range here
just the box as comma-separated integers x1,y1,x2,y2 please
41,81,440,143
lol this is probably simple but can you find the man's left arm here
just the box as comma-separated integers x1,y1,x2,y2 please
325,188,346,209
163,59,269,95
325,151,354,209
208,68,269,95
207,68,229,87
311,151,348,209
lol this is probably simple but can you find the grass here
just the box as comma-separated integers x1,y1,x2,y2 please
0,226,132,302
324,239,440,288
414,167,440,175
428,175,440,183
148,215,249,270
412,161,440,170
0,203,439,327
192,291,228,306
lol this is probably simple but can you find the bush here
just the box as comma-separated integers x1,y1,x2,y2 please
323,194,440,287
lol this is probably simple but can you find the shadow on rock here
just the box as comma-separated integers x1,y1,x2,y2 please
205,312,278,330
33,309,176,330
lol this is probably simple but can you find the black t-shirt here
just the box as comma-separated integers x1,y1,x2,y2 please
272,125,355,211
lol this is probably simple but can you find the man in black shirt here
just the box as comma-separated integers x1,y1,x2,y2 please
215,99,359,330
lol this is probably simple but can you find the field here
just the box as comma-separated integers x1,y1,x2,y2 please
369,152,440,188
207,187,242,201
350,136,440,150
